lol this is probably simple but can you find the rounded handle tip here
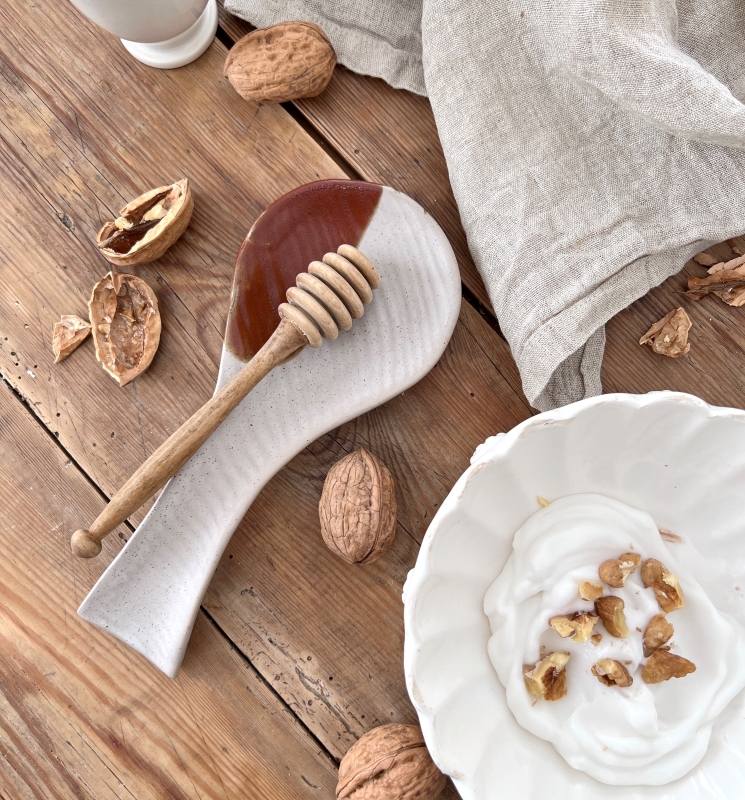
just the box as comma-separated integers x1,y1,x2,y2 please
71,529,102,559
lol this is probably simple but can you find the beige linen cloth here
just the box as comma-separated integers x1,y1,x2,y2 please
226,0,745,410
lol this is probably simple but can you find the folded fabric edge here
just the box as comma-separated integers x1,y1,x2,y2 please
520,239,715,411
224,0,427,96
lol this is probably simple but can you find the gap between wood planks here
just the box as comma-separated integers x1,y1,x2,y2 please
0,373,341,770
214,21,508,343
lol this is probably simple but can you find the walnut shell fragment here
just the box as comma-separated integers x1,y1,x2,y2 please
599,552,641,588
686,260,745,306
639,308,691,358
692,251,720,267
642,649,696,684
524,651,570,701
224,22,336,104
643,613,674,656
595,596,630,638
641,559,684,613
52,315,91,363
336,724,446,800
549,611,598,643
96,179,193,267
319,447,397,564
89,270,161,387
592,659,633,687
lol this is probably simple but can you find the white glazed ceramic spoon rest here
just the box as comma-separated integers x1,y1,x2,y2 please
79,180,461,677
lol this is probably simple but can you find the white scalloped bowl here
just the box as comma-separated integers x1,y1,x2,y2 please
403,391,745,800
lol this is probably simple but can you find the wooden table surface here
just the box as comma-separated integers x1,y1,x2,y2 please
2,2,744,797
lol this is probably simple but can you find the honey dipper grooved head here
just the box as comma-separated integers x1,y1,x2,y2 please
280,245,379,347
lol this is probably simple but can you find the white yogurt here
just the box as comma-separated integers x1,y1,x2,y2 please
484,493,745,786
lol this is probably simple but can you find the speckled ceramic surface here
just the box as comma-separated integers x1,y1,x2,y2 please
78,182,460,677
403,391,745,799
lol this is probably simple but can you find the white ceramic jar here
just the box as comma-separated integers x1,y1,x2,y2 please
68,0,218,69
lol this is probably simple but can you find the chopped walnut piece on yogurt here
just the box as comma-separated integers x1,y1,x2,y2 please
599,552,641,588
643,613,674,656
523,651,570,701
595,595,630,638
549,612,598,643
642,649,696,684
642,559,684,613
592,659,633,687
579,580,604,601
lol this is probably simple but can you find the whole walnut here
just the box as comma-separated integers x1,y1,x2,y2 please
224,21,336,104
319,447,397,564
337,724,447,800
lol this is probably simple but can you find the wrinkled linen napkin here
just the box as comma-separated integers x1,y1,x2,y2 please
226,0,745,410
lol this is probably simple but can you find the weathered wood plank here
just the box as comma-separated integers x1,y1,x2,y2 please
0,0,530,790
0,380,337,799
202,298,529,763
216,3,493,312
0,0,346,516
603,238,745,407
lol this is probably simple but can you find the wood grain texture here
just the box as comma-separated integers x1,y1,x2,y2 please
73,320,307,557
216,3,494,312
0,1,529,796
0,0,346,521
218,2,745,408
0,381,337,799
202,299,529,762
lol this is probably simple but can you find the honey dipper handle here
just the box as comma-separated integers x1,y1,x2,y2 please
71,320,308,558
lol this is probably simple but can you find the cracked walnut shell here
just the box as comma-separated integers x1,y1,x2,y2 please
319,447,397,564
97,179,193,267
599,552,641,588
224,22,336,104
524,651,570,701
641,559,684,613
89,271,161,387
642,649,696,684
639,308,691,358
595,595,630,638
336,724,446,800
52,315,91,362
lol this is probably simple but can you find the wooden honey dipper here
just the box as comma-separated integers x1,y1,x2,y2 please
71,244,380,558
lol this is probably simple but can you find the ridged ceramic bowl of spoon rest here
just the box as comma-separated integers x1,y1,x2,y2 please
78,179,461,677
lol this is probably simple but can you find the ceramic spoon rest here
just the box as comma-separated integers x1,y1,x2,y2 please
78,180,461,677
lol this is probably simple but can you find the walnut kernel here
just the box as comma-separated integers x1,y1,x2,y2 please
549,612,598,643
592,659,633,687
598,552,641,588
642,649,696,684
524,651,570,701
641,559,684,612
595,596,630,638
579,580,604,601
643,613,674,656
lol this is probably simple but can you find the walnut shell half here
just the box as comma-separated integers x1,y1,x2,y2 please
224,21,336,104
96,179,193,267
336,724,446,800
89,271,161,387
319,447,397,564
